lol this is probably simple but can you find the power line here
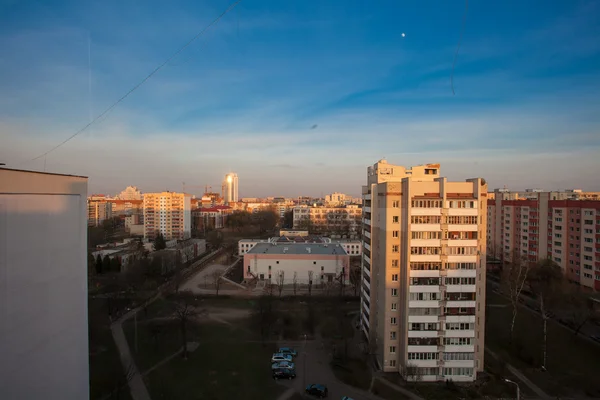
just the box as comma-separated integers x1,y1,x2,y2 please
451,0,468,96
29,0,242,162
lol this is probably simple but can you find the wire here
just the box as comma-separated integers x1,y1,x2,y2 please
28,0,242,162
451,0,468,96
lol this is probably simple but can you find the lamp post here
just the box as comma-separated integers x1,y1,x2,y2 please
504,378,520,400
303,334,307,390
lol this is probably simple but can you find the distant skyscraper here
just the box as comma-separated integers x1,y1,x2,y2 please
222,173,239,203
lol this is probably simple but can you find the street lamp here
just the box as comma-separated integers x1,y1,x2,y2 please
504,378,520,400
303,334,307,389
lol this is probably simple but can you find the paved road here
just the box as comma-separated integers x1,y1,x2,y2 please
274,340,388,400
180,262,229,293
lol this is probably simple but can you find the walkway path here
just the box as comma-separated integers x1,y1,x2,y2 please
275,387,297,400
111,313,152,400
485,348,552,400
110,249,223,400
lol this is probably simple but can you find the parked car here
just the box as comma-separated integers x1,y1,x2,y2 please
278,347,298,357
306,384,328,398
273,368,296,380
271,353,293,363
271,361,295,370
341,397,355,400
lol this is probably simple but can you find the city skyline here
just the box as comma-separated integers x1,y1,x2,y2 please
1,0,600,195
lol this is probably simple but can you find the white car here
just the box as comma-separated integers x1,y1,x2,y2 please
271,353,293,363
271,361,295,370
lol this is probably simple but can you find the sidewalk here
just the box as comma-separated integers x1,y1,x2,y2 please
485,347,552,400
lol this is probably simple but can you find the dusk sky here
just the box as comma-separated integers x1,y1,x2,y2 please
1,0,599,197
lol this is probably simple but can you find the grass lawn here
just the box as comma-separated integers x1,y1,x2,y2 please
371,379,410,400
143,323,286,400
89,298,133,400
330,358,372,390
486,290,600,398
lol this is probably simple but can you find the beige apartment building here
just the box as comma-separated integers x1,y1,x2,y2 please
361,160,487,382
292,205,362,235
487,189,600,291
143,192,192,241
87,195,112,226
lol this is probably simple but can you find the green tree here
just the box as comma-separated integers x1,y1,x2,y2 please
206,230,224,249
110,257,122,273
95,254,104,274
103,255,111,272
255,210,278,233
153,233,167,251
88,226,106,248
88,252,96,276
283,210,293,228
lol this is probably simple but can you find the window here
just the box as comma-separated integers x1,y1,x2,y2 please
393,216,399,223
390,331,397,340
391,274,399,281
392,245,399,253
389,360,396,367
389,346,396,354
390,317,397,325
391,303,397,310
391,288,398,296
392,200,400,208
392,230,399,238
391,260,399,267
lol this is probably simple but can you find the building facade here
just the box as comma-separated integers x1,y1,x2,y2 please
0,168,89,399
222,172,239,204
117,185,142,200
487,190,600,290
292,205,362,235
361,160,487,382
143,192,191,241
243,242,350,285
87,195,113,226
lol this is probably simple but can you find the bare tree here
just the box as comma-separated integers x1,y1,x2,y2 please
527,259,563,371
336,264,347,297
562,285,595,336
349,266,361,297
292,271,298,296
402,362,423,384
308,271,314,296
501,251,531,342
253,294,276,344
276,270,285,297
264,281,275,297
212,269,223,296
172,297,205,360
109,362,137,399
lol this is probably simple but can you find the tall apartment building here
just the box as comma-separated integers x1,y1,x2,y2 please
293,204,362,235
487,189,600,290
361,159,487,382
143,192,191,241
222,173,239,203
87,195,113,226
0,168,89,399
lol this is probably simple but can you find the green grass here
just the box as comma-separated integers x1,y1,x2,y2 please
89,298,133,400
486,290,600,398
143,324,286,400
330,358,372,390
371,379,411,400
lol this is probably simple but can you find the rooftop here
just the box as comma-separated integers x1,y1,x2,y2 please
246,242,348,256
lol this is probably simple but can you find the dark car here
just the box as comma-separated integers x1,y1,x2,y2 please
273,368,296,380
306,384,328,398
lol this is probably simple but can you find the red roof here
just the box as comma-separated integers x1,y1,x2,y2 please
213,205,232,210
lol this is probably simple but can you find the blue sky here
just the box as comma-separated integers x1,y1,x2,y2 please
1,0,599,197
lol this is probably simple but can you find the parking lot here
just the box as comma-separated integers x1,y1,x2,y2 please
274,340,385,400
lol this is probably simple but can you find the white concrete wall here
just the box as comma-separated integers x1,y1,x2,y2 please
246,257,345,284
0,169,89,400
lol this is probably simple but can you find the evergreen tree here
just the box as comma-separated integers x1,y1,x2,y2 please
153,233,167,251
95,254,103,274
